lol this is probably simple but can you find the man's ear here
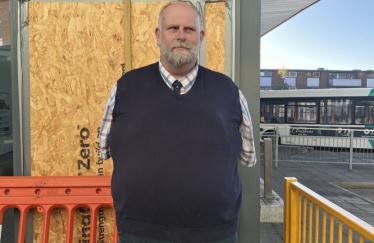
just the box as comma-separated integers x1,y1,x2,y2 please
155,27,161,46
199,29,205,46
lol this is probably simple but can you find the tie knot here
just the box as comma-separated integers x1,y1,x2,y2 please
173,80,182,89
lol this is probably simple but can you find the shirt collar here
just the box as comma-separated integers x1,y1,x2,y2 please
158,59,199,93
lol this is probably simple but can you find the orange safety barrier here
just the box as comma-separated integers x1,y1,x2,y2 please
284,177,374,243
0,176,118,243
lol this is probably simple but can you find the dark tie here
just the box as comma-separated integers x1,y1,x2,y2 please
172,80,182,95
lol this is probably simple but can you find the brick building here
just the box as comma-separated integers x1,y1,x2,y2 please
260,68,374,90
0,0,10,45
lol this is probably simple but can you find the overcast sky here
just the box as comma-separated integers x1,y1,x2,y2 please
260,0,374,71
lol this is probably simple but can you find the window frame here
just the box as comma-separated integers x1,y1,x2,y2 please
286,100,318,124
287,71,297,77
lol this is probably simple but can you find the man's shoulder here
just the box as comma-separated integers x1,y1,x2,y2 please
117,62,158,85
199,65,238,89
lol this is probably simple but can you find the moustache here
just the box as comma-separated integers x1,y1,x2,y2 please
169,42,193,50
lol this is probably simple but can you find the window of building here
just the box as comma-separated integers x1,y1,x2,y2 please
355,100,374,124
330,73,337,79
307,78,319,88
260,101,285,123
307,72,320,77
367,73,373,78
284,77,296,87
287,72,297,77
287,101,317,123
260,77,272,90
260,71,272,77
320,99,352,124
367,79,374,87
329,73,357,79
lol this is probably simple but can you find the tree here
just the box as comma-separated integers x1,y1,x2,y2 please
275,68,290,90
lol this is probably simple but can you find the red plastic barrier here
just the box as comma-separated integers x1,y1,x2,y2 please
0,176,118,243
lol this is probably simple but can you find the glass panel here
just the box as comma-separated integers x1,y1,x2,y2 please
355,100,374,124
320,99,352,124
340,73,347,79
260,101,285,123
287,101,317,123
313,72,320,77
0,0,15,241
264,71,272,77
351,73,357,79
0,0,13,175
329,73,337,79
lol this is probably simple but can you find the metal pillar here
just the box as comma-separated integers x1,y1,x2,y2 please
349,130,354,171
264,138,273,199
234,0,261,242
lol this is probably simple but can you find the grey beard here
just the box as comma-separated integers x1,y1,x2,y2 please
162,42,198,67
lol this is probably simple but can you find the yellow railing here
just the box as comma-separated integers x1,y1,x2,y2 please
284,177,374,243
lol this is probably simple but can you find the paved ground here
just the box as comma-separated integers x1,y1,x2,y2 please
260,160,374,243
2,151,374,242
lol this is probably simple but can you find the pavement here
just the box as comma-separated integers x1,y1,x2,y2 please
260,160,374,243
2,152,374,242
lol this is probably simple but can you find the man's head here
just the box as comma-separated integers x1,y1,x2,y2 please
155,2,205,68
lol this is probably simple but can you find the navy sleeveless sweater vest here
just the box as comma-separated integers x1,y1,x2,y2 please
110,62,243,243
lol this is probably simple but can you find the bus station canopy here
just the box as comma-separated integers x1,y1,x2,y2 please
261,0,320,36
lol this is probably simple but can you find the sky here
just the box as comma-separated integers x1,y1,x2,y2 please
260,0,374,71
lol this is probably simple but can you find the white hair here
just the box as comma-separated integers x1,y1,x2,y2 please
157,2,203,30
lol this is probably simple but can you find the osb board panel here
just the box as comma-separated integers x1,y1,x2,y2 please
205,2,226,74
131,1,175,69
33,207,115,243
29,2,123,242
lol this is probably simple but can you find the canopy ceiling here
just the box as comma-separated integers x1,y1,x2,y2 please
261,0,320,36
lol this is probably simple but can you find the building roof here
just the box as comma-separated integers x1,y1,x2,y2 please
261,0,320,36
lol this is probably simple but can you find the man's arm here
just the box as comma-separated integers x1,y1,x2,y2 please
99,83,117,160
238,90,257,167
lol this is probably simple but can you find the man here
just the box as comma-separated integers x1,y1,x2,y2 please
99,3,256,243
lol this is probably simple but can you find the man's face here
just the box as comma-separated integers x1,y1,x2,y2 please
156,3,205,67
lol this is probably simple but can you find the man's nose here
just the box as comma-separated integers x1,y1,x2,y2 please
176,28,186,40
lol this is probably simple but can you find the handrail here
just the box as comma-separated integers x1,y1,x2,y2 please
284,177,374,243
0,176,118,243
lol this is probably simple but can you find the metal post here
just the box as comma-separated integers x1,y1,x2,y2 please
275,127,279,168
349,130,354,171
264,138,273,199
234,0,261,242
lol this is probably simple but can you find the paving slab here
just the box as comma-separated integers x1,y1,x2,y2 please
260,159,374,243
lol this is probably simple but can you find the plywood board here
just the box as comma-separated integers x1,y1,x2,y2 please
29,1,227,242
130,1,173,69
205,2,226,74
29,2,123,242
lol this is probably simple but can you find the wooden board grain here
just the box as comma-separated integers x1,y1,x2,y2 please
29,2,123,242
130,1,173,69
28,1,227,242
205,2,226,74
